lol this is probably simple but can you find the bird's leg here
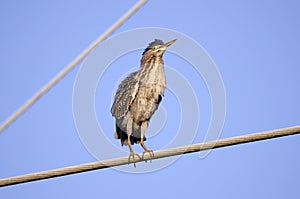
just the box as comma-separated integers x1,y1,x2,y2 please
127,142,140,168
127,117,141,167
140,121,154,161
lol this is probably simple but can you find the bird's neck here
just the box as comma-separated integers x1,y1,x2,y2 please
138,56,166,87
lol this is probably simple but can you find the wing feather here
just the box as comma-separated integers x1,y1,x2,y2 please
110,71,139,119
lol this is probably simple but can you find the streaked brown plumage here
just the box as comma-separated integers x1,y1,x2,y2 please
111,39,176,165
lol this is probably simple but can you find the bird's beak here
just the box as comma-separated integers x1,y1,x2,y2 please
164,39,177,47
158,39,176,52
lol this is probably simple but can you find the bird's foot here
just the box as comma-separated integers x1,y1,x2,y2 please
128,152,141,167
142,150,154,162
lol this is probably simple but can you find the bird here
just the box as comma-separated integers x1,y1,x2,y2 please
110,39,176,166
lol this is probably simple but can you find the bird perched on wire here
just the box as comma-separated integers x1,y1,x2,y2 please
111,39,176,166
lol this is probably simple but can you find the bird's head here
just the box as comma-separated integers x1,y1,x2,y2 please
142,39,177,57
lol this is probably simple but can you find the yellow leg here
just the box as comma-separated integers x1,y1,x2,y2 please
127,118,141,167
140,121,154,161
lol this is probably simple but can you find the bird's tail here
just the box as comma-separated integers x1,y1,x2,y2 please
115,123,146,146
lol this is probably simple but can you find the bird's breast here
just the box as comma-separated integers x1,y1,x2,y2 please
130,84,165,123
139,62,166,87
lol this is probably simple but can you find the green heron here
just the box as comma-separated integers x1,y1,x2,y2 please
111,39,176,166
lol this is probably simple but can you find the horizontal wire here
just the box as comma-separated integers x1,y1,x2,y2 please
0,125,299,187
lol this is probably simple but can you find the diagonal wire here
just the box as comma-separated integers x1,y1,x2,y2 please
0,125,299,187
0,0,149,133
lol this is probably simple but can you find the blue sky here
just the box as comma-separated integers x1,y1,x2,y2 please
1,0,300,198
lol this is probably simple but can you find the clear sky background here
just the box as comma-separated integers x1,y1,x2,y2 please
1,0,300,198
